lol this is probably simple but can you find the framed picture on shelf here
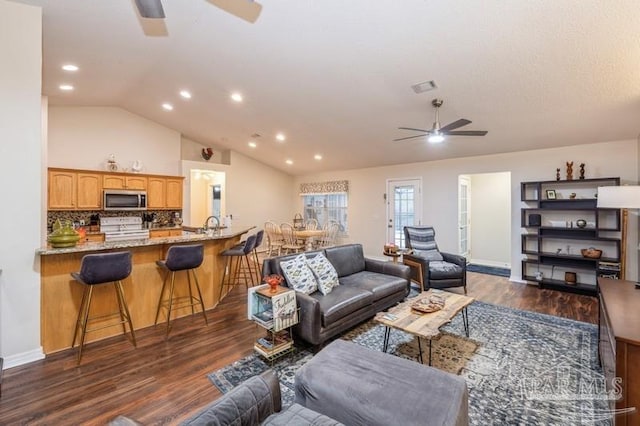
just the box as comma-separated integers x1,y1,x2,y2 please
546,189,557,200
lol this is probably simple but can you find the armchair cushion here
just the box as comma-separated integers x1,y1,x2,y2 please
429,261,464,280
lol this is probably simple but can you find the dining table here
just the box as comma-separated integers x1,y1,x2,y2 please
293,229,327,251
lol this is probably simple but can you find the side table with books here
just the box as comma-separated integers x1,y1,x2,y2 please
248,285,299,361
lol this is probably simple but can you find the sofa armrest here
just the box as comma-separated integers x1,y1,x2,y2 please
441,252,466,268
294,292,322,345
182,370,281,425
364,258,411,281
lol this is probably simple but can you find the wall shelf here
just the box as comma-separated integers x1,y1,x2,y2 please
520,177,621,296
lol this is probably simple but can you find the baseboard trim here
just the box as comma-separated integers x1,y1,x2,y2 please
469,258,511,269
3,347,45,369
509,276,528,284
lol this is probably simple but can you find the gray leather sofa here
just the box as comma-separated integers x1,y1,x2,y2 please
261,244,411,346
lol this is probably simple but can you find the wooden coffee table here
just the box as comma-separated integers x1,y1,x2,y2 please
374,289,474,365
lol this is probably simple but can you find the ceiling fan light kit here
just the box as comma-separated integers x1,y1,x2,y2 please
394,98,488,143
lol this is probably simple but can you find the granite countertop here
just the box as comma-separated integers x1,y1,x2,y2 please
37,226,255,255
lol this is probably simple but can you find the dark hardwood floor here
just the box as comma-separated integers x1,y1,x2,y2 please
0,271,597,425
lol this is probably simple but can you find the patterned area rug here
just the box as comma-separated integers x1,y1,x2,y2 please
208,301,612,425
466,263,511,277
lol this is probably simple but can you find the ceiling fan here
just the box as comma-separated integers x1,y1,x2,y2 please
134,0,262,23
394,99,488,143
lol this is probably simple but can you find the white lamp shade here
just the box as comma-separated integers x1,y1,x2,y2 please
597,185,640,209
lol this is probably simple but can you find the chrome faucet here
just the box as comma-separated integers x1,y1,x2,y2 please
203,215,220,231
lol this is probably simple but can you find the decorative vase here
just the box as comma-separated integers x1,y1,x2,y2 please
268,280,279,293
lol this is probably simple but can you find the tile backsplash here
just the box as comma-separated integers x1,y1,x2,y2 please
48,210,182,232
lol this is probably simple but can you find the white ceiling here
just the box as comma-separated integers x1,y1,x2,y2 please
13,0,640,175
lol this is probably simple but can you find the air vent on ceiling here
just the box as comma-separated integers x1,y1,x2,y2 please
411,80,438,94
251,133,261,138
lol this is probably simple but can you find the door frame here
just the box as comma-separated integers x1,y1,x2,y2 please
458,175,471,257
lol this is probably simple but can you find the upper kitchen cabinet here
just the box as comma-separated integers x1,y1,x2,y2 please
48,170,76,209
103,174,147,190
148,177,184,209
49,169,103,210
48,168,183,211
76,172,102,209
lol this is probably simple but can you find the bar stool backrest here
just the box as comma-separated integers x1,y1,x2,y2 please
242,234,257,255
165,244,204,271
78,251,132,284
253,230,264,249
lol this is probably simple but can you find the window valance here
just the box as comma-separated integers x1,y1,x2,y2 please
299,180,349,195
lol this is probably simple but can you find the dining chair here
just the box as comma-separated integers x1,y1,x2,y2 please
280,222,305,253
319,220,341,248
264,221,284,256
305,218,319,230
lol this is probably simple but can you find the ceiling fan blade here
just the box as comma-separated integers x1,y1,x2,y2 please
439,119,471,133
135,0,165,18
445,130,488,136
398,127,430,133
207,0,262,23
393,134,427,142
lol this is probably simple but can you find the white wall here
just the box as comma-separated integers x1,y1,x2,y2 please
48,106,181,175
468,172,511,267
0,1,44,367
182,153,293,245
294,139,639,281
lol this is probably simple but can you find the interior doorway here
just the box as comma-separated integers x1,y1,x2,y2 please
458,172,511,268
189,169,226,227
386,178,423,248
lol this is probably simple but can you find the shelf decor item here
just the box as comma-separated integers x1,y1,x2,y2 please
581,247,602,259
264,274,284,293
47,219,80,248
566,161,574,180
564,271,577,285
576,219,587,228
579,163,585,180
201,148,213,161
546,189,556,200
556,168,561,181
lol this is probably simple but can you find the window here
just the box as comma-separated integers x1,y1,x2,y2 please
302,193,348,234
300,180,349,235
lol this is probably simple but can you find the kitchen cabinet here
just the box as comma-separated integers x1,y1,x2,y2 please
148,177,184,209
149,228,182,238
166,178,183,209
76,173,102,210
521,177,620,296
102,174,147,190
47,168,183,211
48,170,76,209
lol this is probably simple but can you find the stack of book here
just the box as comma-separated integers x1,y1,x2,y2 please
598,261,621,279
252,309,274,328
254,331,293,358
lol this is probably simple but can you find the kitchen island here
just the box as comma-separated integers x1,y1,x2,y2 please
38,226,254,354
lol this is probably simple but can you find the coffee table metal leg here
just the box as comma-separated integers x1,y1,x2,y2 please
462,307,470,337
383,326,391,352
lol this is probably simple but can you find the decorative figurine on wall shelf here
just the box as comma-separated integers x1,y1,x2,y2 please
556,168,561,181
566,161,573,180
106,154,118,172
202,148,214,161
579,163,585,179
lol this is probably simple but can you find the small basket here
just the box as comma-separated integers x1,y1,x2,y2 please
581,248,602,259
293,213,305,230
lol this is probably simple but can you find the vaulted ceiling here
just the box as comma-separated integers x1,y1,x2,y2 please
14,0,640,174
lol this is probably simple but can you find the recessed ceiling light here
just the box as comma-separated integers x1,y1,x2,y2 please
230,92,243,102
59,84,74,91
248,141,257,148
285,159,293,165
314,154,323,160
162,103,174,111
276,133,286,142
62,64,78,72
179,90,192,99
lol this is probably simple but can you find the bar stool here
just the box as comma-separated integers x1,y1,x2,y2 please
70,251,136,365
155,244,208,336
233,230,264,281
219,234,257,299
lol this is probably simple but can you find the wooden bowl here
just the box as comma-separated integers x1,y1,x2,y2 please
581,248,602,259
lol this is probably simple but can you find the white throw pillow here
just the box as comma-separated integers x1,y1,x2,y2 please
306,253,339,295
280,254,318,294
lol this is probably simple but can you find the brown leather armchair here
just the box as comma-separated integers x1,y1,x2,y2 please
402,226,467,293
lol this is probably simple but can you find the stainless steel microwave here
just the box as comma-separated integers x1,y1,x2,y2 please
103,189,147,211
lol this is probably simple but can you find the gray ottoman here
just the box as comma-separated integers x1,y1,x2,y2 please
294,339,469,426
